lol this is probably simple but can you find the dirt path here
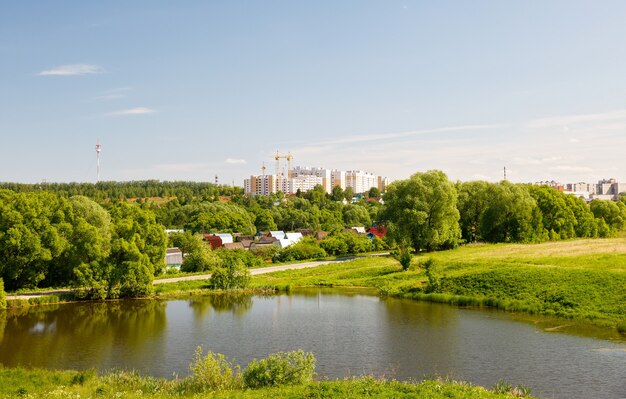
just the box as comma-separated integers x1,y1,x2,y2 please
6,256,364,300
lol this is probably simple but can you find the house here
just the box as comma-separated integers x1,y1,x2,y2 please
250,236,280,251
204,235,223,250
223,242,245,251
165,248,183,269
367,224,387,239
214,233,234,244
269,230,286,239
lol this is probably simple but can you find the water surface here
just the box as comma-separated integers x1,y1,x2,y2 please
0,289,624,399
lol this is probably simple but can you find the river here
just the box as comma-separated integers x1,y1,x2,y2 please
0,289,624,398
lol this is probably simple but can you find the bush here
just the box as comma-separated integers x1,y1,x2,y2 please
216,249,263,268
393,246,413,271
250,245,279,261
273,238,326,262
320,236,349,256
242,350,316,388
210,258,251,290
0,278,6,309
181,246,222,273
188,347,241,392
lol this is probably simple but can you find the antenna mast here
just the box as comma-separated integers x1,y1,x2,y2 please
503,166,507,181
95,141,102,182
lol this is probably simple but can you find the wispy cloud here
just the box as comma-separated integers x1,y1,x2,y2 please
106,107,156,116
315,124,506,146
96,87,130,100
225,158,247,164
527,109,626,129
38,64,105,76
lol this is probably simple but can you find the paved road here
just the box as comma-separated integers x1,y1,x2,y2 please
6,256,366,300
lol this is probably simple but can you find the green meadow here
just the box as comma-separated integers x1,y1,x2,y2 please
250,238,626,331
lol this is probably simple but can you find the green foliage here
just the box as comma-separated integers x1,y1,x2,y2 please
216,248,263,269
0,278,6,309
342,204,372,227
320,232,373,256
242,350,316,388
210,257,251,290
367,186,381,198
381,170,461,252
528,185,577,240
590,199,626,235
181,202,256,235
273,237,326,262
250,245,280,261
393,246,413,271
181,244,221,273
479,182,543,243
188,347,241,392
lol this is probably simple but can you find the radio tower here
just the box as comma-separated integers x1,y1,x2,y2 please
503,166,507,181
95,141,102,182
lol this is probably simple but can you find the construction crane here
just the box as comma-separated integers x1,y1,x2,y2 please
274,150,293,178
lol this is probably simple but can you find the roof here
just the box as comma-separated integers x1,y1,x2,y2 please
223,242,245,250
213,233,233,244
269,231,286,239
352,227,367,234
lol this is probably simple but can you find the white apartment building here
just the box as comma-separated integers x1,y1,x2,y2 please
244,166,388,196
345,170,379,194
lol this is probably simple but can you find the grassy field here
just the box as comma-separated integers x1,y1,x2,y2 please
250,238,626,331
0,368,534,399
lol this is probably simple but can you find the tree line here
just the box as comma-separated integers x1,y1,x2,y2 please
1,172,625,293
382,170,626,266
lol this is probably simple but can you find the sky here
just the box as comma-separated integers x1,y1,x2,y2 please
1,1,626,186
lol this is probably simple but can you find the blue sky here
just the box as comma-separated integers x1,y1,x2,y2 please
1,1,626,185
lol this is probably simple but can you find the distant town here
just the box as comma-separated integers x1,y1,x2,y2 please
534,178,625,202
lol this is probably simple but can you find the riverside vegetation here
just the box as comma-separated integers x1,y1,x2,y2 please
0,350,534,399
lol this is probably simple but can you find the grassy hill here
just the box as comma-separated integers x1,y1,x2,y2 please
251,238,626,332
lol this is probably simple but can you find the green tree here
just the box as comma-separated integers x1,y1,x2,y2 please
105,202,167,297
380,170,461,252
343,187,355,202
330,185,344,202
343,204,372,228
0,278,6,309
528,185,577,240
210,257,251,290
182,202,256,235
457,181,490,242
590,199,626,235
367,186,381,198
479,182,543,243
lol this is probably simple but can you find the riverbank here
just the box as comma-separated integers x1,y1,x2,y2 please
0,367,534,398
250,238,626,333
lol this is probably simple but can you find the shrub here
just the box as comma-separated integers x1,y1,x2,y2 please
250,245,279,261
181,246,222,273
617,320,626,335
273,238,326,262
242,350,316,388
210,258,251,290
0,279,6,309
216,249,263,268
320,236,349,256
393,246,413,271
188,347,241,392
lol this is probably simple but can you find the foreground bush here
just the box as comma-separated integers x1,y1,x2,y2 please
188,347,241,392
242,350,316,388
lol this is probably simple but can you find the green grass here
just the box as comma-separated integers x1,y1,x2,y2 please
250,238,626,331
0,367,534,399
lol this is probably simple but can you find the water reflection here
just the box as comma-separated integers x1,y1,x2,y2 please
0,291,624,399
0,300,167,372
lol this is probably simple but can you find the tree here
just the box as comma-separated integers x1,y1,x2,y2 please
367,186,381,198
210,257,250,290
330,185,344,202
104,202,167,297
457,180,490,242
380,170,461,252
479,182,544,243
343,187,355,202
590,199,626,235
528,185,577,240
342,204,372,228
182,202,256,235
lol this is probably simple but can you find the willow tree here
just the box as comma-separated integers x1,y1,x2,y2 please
381,170,461,258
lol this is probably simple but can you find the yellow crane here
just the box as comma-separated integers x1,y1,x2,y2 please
274,150,293,178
